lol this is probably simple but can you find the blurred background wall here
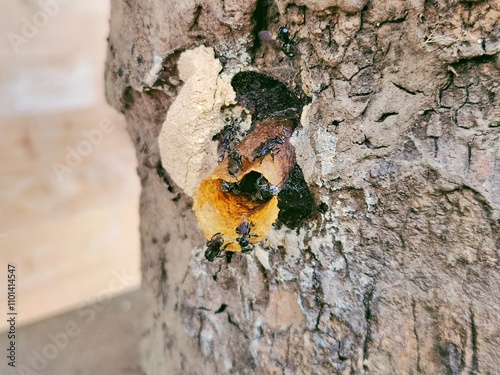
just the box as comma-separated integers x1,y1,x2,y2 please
0,0,141,330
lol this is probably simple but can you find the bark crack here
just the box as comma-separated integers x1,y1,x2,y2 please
412,299,421,373
314,304,324,331
189,5,202,31
376,11,408,27
375,112,398,123
392,82,423,96
250,0,272,57
354,135,389,150
197,312,204,350
466,141,472,172
362,284,375,372
155,161,178,199
284,329,292,373
438,73,454,108
336,240,350,277
338,339,348,362
470,307,479,374
227,313,249,339
212,264,223,281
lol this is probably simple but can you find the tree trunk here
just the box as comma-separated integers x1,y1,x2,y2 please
105,0,499,374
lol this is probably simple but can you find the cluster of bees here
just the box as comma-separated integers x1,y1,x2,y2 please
204,122,285,262
213,122,284,177
204,217,258,262
220,175,278,203
212,122,243,177
213,122,283,201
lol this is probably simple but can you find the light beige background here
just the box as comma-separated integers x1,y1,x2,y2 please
0,0,141,330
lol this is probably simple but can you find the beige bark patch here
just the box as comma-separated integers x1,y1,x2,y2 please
265,288,305,327
290,104,316,184
158,46,236,197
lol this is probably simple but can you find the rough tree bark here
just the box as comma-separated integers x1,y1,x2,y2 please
105,0,499,374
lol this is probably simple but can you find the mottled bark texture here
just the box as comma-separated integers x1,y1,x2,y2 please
105,0,499,374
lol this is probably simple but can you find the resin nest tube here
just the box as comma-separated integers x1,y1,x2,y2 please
157,50,312,256
194,119,295,252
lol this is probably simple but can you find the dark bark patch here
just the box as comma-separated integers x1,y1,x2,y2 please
122,86,135,110
277,165,315,228
215,303,228,314
231,71,306,128
155,161,176,194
